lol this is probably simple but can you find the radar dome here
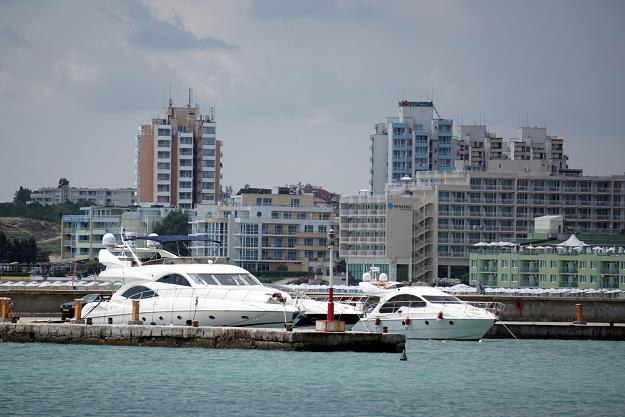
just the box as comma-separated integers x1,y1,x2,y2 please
362,272,372,282
379,273,388,282
146,233,160,248
102,233,116,248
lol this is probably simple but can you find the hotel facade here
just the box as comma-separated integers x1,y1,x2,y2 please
340,163,625,283
190,186,333,273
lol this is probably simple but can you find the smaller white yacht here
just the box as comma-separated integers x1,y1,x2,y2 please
81,280,300,328
352,286,497,340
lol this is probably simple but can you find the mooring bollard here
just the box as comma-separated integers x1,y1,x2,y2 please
71,299,85,324
0,298,11,322
191,320,199,327
574,303,587,325
127,299,143,325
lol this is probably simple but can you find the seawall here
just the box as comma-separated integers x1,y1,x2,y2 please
0,323,405,352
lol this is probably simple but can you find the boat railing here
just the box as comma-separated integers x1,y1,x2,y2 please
466,301,505,315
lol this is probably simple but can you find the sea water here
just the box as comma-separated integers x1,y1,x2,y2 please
0,339,622,417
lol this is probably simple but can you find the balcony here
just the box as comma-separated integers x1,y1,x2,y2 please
560,267,578,274
559,280,579,288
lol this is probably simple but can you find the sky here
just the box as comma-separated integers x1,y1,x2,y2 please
0,0,624,203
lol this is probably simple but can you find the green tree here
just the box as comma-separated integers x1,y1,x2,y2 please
152,211,191,255
58,178,69,188
13,186,32,205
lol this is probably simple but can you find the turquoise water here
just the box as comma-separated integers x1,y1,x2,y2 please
0,340,622,417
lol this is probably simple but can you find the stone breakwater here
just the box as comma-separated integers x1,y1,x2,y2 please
0,323,405,352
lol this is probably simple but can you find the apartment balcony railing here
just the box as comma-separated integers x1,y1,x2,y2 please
559,281,579,288
560,268,578,274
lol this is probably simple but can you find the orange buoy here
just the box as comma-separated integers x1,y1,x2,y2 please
374,317,381,326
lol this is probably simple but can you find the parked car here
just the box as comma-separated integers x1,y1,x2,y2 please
60,293,110,320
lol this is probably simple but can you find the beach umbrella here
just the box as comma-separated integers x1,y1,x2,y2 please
473,242,489,247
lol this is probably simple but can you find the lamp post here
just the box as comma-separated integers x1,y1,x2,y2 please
327,228,335,287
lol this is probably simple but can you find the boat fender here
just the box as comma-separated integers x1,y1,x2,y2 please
405,317,411,325
437,311,444,320
374,316,381,326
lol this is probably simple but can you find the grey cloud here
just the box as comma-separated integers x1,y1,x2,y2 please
0,27,28,47
251,0,380,19
125,0,237,50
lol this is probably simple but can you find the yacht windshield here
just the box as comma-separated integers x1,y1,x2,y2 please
422,295,463,304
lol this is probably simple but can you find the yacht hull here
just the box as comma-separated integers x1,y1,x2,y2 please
82,299,299,329
352,317,496,340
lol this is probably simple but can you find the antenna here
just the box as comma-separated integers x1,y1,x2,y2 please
168,84,173,107
188,88,193,108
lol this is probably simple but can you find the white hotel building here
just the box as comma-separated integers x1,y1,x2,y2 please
340,161,625,283
190,187,333,273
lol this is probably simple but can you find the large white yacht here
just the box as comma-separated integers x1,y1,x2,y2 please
352,286,497,340
81,280,300,328
93,232,357,327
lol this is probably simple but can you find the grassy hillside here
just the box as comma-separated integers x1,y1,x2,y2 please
0,217,61,258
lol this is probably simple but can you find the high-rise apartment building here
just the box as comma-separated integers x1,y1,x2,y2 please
369,101,455,194
136,98,221,209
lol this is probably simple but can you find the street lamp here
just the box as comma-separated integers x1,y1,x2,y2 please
327,228,335,287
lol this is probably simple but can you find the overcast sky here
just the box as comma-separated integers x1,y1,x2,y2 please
1,0,624,203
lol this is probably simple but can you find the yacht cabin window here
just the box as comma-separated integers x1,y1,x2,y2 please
379,294,426,313
190,273,262,286
157,274,191,286
121,286,157,299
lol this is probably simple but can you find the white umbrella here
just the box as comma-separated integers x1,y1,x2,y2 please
473,242,489,247
558,234,588,247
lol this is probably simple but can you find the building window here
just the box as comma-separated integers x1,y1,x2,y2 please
304,225,314,233
291,198,300,207
202,126,216,135
202,137,215,146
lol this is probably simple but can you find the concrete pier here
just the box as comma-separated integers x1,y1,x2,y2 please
487,321,625,340
0,323,405,352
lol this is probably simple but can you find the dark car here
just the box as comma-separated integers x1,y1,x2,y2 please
60,293,110,320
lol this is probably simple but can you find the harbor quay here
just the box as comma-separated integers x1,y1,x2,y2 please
0,322,405,352
487,321,625,340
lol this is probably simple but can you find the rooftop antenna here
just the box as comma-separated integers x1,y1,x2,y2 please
168,84,173,107
187,88,193,108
